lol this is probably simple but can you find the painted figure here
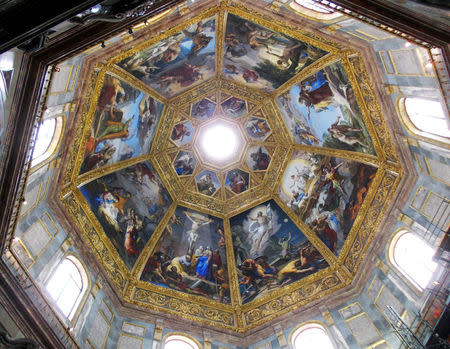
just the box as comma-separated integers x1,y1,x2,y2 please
197,173,217,196
171,123,191,143
278,232,292,259
248,203,273,256
184,211,212,255
250,147,270,170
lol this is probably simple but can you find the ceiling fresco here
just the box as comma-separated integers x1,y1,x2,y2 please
222,13,328,92
80,73,164,174
117,16,217,98
60,2,402,333
275,61,375,154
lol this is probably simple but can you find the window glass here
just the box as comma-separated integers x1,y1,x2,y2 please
164,335,199,349
46,258,84,319
294,0,334,13
292,324,334,349
32,118,56,160
392,231,438,290
404,98,450,138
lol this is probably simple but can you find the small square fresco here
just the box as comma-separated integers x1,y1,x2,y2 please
191,98,216,120
278,151,377,256
80,161,172,270
80,74,163,174
246,146,271,171
225,168,249,194
196,170,221,196
141,206,229,303
222,14,328,92
173,151,196,176
118,16,217,98
220,96,247,118
230,199,329,304
276,61,375,154
246,117,271,141
170,121,194,146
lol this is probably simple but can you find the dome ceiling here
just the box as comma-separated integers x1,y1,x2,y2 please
60,1,402,333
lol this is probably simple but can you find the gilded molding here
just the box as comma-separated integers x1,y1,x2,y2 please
347,55,399,164
133,288,236,328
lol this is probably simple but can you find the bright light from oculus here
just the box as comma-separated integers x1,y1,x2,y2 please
200,124,238,161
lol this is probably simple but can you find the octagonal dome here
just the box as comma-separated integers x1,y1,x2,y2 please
59,1,402,333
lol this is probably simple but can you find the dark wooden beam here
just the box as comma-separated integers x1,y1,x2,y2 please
0,0,103,54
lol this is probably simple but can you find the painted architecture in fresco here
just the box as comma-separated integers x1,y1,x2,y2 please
118,16,216,98
80,161,172,269
278,151,377,255
230,199,328,304
222,14,327,92
276,61,375,154
80,74,163,174
141,206,229,303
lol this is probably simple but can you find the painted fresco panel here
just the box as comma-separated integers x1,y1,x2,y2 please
191,98,216,120
81,161,172,270
80,74,163,174
230,199,328,304
222,14,327,92
196,170,221,196
276,61,375,154
173,150,196,176
118,17,216,98
246,117,271,140
278,151,377,255
225,168,249,194
220,96,247,118
170,120,194,146
246,146,271,171
141,206,229,303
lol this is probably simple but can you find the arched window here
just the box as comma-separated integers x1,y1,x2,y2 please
294,0,334,13
45,255,88,320
291,323,334,349
389,230,438,291
163,334,200,349
31,116,63,168
289,0,342,21
398,97,450,143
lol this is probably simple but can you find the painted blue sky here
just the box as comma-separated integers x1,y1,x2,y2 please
94,91,163,162
289,84,344,141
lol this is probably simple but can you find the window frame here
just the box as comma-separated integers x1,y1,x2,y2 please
387,229,438,294
30,115,64,172
44,253,91,325
396,95,450,148
288,0,343,23
289,321,335,349
162,333,202,349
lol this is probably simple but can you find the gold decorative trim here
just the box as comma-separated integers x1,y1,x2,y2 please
132,288,236,328
346,55,399,164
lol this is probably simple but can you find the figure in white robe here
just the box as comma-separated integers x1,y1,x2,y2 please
248,203,273,257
